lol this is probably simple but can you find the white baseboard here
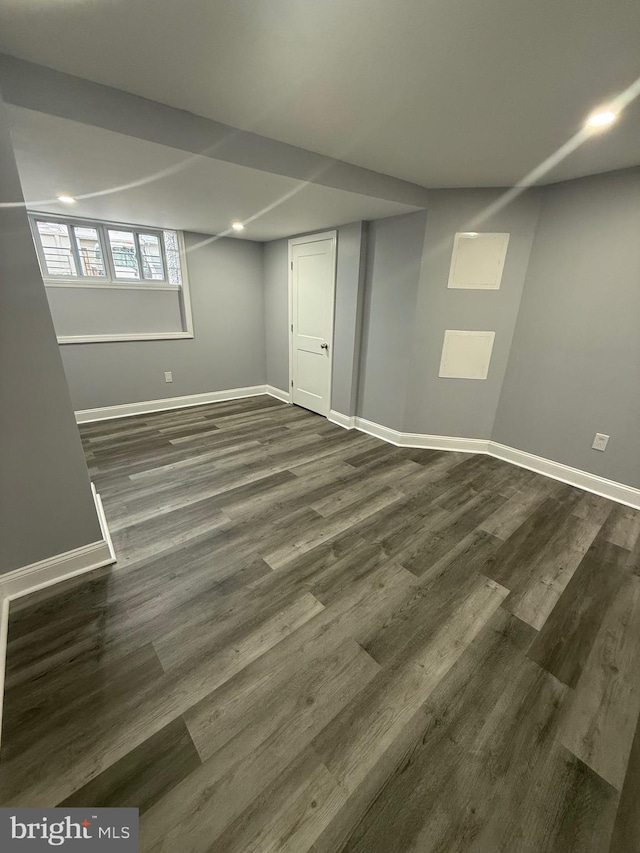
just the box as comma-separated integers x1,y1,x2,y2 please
329,410,356,429
266,385,292,404
0,538,114,601
75,385,271,424
0,484,116,748
91,483,117,566
355,417,489,454
488,442,640,510
0,484,116,603
329,411,640,509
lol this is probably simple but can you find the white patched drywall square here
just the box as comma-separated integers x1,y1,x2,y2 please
447,232,510,289
439,330,496,380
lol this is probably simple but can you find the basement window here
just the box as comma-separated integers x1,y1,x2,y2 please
29,214,193,344
29,214,183,290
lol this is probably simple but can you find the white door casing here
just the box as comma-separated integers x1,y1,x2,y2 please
288,232,337,417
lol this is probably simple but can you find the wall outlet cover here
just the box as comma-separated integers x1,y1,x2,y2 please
164,371,173,383
592,433,609,451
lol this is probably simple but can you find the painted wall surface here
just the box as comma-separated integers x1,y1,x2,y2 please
0,93,101,574
494,168,640,487
60,233,266,410
357,211,427,430
331,221,367,417
264,238,289,393
47,287,184,337
403,189,541,438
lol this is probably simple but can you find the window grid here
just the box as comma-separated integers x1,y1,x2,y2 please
74,225,106,278
136,231,167,281
29,214,182,289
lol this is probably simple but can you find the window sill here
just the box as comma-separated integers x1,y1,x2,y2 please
44,280,181,291
57,332,195,345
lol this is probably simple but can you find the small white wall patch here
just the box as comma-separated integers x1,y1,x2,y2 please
448,232,510,289
439,330,496,380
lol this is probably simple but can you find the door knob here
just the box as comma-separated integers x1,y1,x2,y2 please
321,343,329,350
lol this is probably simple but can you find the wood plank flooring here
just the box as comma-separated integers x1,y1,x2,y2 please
2,395,640,852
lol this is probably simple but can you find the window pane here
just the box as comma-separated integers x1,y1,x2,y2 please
74,226,106,277
139,233,164,280
36,221,77,276
108,230,140,280
163,230,182,286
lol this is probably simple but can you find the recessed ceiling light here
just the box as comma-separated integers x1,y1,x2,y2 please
585,110,618,130
231,221,245,232
57,195,76,204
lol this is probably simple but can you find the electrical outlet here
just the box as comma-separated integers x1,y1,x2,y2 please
164,371,173,383
592,433,609,452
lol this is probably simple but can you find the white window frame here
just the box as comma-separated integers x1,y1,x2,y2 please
104,224,169,285
28,213,194,344
29,213,181,290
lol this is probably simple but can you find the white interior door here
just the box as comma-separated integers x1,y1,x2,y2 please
290,232,336,417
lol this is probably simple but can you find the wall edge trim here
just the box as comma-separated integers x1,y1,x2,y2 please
0,485,116,748
329,410,356,429
75,385,270,423
354,417,489,453
488,441,640,510
266,385,292,404
329,411,640,508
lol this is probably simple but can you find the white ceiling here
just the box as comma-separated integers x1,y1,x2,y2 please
8,107,420,240
0,0,638,188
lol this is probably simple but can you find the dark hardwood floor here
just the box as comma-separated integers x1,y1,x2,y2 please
2,395,640,852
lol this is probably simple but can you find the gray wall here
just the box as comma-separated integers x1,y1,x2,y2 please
60,233,266,410
264,238,289,393
494,168,640,487
47,287,184,337
357,211,428,430
331,221,368,417
0,93,101,574
403,189,541,438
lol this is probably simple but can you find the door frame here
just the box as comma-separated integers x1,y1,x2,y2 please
287,230,338,411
